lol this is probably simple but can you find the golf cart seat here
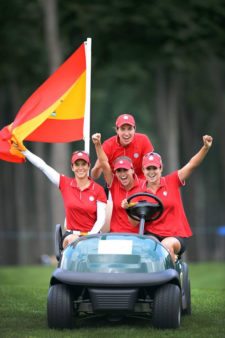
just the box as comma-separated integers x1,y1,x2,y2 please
55,224,63,262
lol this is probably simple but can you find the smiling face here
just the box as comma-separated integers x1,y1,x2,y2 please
116,124,135,147
115,168,134,189
142,165,162,186
71,159,90,179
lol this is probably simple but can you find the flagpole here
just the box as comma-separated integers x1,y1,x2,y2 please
84,38,92,154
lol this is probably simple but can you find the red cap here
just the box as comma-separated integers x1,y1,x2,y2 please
142,152,162,168
71,151,90,165
114,157,133,171
116,114,135,128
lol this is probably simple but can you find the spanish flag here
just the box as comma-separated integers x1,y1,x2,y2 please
0,39,91,163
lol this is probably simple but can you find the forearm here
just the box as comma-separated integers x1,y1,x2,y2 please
89,201,106,234
178,138,212,181
188,145,210,168
92,133,113,184
94,144,113,185
23,149,60,186
91,161,103,179
94,143,109,165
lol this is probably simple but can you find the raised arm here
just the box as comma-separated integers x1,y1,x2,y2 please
91,159,103,179
92,133,113,186
178,135,213,182
12,138,60,187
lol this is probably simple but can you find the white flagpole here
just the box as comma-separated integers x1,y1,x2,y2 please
84,38,92,154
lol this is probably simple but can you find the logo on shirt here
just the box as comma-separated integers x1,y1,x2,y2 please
133,153,139,158
89,196,95,201
163,191,168,196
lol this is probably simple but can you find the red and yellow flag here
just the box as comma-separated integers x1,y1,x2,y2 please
0,41,88,163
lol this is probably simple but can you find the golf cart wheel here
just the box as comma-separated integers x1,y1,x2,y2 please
47,284,74,329
152,283,181,329
182,262,191,315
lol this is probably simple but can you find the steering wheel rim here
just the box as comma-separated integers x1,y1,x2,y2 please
126,192,164,222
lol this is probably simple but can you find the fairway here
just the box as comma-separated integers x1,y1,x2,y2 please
0,262,224,338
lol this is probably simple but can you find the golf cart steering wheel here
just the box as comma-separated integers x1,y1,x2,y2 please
126,192,164,222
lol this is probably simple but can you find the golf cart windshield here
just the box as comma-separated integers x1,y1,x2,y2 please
60,234,173,273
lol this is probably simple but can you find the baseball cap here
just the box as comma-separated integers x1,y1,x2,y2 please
71,151,90,165
142,152,162,168
115,114,135,128
114,157,133,171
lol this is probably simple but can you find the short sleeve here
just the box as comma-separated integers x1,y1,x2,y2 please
95,184,107,203
141,134,154,153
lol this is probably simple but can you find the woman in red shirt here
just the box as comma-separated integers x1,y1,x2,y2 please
13,139,107,248
122,135,213,262
92,132,144,233
91,114,154,180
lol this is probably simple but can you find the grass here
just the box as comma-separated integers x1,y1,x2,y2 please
0,262,224,338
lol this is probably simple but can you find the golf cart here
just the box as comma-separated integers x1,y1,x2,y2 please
47,192,191,329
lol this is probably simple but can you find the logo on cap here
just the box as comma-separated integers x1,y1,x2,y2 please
142,152,162,168
116,114,135,127
71,151,90,165
114,157,133,170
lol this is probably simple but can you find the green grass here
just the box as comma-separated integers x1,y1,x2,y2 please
0,262,225,338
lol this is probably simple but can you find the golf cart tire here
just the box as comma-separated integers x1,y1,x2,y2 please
47,284,74,329
182,262,191,315
152,283,181,329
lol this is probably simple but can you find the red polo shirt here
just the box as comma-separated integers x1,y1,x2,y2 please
103,133,154,179
59,175,107,232
141,171,192,237
109,176,145,233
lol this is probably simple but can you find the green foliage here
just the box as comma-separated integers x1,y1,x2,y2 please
60,0,225,64
1,0,225,132
0,263,224,337
0,1,48,124
0,1,46,83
